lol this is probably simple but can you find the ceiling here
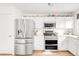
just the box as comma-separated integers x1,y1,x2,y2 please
0,3,79,14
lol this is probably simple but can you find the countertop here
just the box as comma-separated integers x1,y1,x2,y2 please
64,34,79,39
15,37,33,39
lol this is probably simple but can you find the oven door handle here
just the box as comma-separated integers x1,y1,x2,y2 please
46,44,57,46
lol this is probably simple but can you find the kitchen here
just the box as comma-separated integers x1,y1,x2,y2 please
0,3,79,56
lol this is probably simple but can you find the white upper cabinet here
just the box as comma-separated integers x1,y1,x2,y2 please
74,20,79,35
33,17,56,29
65,17,73,29
56,17,66,29
56,17,73,29
33,17,43,29
43,17,56,23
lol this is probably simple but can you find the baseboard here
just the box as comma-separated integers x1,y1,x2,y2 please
68,51,75,56
0,54,13,56
34,50,69,52
33,50,44,51
0,50,14,56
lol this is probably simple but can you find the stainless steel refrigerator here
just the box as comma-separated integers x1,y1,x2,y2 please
15,19,35,56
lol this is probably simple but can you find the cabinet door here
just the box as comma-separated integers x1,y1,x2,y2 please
58,36,68,50
76,40,79,56
43,17,56,23
56,17,73,29
35,17,43,29
69,37,77,55
34,36,44,50
56,17,66,29
75,20,79,35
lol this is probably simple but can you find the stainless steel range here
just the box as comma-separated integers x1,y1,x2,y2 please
43,23,58,50
44,31,58,50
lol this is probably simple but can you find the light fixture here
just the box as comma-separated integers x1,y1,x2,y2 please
48,3,54,6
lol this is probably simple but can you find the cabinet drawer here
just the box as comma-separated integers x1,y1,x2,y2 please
15,39,26,44
15,44,26,51
26,40,33,44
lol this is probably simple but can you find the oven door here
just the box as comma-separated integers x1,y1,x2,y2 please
45,40,57,44
45,45,57,50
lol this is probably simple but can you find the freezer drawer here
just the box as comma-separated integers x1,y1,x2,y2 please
15,44,26,55
26,40,33,44
26,44,33,54
15,44,33,55
15,39,26,44
15,39,33,44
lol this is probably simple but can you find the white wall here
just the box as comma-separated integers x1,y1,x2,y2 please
0,6,22,54
73,9,79,36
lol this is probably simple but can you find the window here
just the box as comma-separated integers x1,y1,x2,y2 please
66,21,73,29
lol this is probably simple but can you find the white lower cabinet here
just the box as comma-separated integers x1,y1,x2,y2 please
68,37,78,56
76,45,79,56
58,36,68,50
34,36,44,50
58,36,79,56
76,39,79,56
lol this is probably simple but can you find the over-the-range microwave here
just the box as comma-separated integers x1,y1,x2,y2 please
44,23,56,28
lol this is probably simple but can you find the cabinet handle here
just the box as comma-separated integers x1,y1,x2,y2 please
9,35,12,37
